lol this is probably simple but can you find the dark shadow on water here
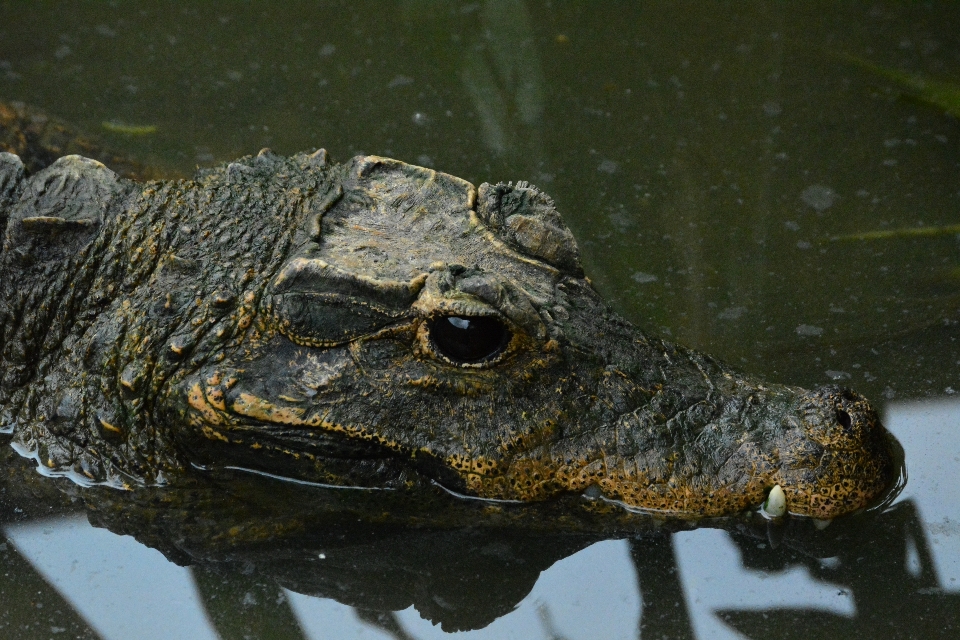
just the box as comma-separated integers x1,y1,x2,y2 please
720,500,960,639
0,457,955,639
631,534,696,640
192,565,307,640
177,499,960,638
0,540,98,639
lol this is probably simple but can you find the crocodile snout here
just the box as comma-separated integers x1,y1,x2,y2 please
777,385,899,519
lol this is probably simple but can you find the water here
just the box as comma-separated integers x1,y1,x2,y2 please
1,1,959,637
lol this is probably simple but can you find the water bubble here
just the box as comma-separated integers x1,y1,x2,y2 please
717,306,747,321
801,184,837,212
796,324,823,337
762,101,782,116
631,271,658,284
597,159,619,174
387,75,414,89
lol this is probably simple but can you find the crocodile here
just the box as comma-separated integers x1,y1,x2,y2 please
0,141,899,522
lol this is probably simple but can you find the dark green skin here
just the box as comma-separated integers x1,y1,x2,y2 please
0,149,897,521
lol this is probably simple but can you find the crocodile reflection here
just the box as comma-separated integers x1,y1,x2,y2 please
0,145,899,520
51,462,916,635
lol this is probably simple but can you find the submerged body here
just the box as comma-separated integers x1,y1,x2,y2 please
0,147,897,521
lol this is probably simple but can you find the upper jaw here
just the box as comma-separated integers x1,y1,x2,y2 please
473,381,900,520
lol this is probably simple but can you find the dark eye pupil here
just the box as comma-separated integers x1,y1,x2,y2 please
428,315,511,363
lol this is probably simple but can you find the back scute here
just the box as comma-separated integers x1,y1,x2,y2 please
3,155,121,260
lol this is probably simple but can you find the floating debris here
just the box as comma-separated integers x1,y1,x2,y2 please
101,120,158,136
841,53,960,119
831,223,960,242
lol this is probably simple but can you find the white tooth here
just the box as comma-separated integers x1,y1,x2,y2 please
763,484,787,517
813,518,833,530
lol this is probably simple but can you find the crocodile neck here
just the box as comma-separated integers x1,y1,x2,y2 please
0,154,336,485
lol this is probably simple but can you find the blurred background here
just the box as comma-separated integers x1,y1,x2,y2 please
2,1,958,400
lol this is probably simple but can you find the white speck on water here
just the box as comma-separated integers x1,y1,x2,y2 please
416,154,434,167
800,184,837,212
631,271,658,284
784,220,800,231
95,24,117,38
598,159,618,174
796,324,823,337
762,101,782,116
717,306,747,321
825,370,851,381
412,112,430,126
883,158,898,166
387,74,414,88
796,240,812,250
319,43,336,56
54,45,72,59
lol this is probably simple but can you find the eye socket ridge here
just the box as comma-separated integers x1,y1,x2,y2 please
427,313,513,365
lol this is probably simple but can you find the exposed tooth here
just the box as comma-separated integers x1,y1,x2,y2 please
813,518,833,530
763,484,787,517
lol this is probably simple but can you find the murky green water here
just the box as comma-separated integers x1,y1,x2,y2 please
0,1,958,638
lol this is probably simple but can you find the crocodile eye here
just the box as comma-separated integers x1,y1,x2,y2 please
428,315,512,364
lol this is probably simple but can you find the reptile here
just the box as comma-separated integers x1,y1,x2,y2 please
0,105,899,523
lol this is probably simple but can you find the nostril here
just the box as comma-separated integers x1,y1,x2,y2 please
837,409,852,430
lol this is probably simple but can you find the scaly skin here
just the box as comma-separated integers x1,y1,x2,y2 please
0,149,898,520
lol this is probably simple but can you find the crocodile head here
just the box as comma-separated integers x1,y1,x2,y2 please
0,151,899,520
177,155,898,520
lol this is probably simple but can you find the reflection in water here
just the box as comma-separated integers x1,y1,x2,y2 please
193,566,305,640
0,533,96,639
721,501,960,639
1,396,955,638
459,0,547,174
631,535,696,639
3,497,957,639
